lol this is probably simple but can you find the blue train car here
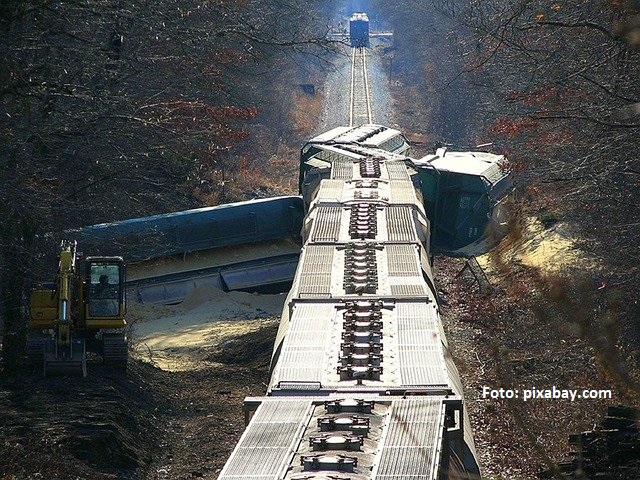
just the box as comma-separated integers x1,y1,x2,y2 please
68,196,304,262
349,12,370,47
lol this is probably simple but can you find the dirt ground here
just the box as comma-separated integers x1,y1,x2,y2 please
0,285,285,480
436,218,640,479
0,312,278,480
128,286,286,372
2,35,639,480
1,221,638,479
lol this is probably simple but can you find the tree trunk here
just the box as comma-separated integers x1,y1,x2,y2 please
0,219,36,373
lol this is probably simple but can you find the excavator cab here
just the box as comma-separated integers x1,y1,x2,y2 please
84,258,126,326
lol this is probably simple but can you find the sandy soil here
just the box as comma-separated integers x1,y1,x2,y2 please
476,218,597,274
0,287,283,480
436,216,640,479
128,286,286,371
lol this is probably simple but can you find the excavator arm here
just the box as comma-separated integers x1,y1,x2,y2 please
39,240,87,377
55,240,75,348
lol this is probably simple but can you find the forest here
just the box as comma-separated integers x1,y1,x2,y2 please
375,0,640,355
0,0,340,367
1,0,640,478
373,0,640,476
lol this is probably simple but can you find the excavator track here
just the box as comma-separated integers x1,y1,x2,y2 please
102,333,128,369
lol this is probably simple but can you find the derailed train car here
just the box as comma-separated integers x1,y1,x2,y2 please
217,125,481,479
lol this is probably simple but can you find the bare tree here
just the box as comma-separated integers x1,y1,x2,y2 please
0,0,340,370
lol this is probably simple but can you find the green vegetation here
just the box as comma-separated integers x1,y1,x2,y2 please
537,207,563,229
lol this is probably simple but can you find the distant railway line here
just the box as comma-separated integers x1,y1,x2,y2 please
217,17,481,472
350,47,373,126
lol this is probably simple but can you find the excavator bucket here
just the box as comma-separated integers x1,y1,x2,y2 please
43,338,87,377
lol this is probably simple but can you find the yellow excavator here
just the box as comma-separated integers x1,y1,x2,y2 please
27,240,128,376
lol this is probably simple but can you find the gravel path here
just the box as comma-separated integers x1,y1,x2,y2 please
318,38,394,131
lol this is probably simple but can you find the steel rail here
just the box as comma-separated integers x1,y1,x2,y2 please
349,47,373,126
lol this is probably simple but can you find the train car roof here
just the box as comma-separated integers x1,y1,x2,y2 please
421,149,508,185
349,12,370,22
218,396,453,480
269,296,451,392
310,126,354,142
308,125,404,146
76,196,302,230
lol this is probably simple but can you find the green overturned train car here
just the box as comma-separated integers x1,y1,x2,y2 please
414,147,514,253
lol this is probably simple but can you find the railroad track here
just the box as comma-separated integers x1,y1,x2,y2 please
349,47,373,126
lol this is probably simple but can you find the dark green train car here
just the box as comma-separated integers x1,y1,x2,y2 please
415,148,513,252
